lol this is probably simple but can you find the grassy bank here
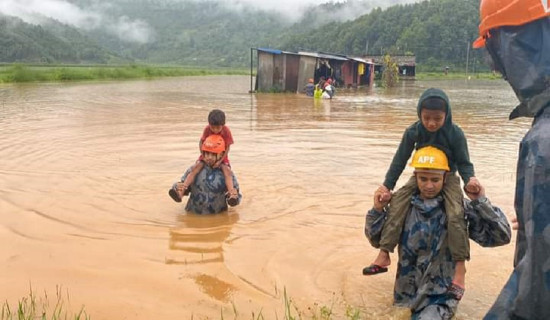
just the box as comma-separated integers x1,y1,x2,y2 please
1,287,88,320
0,64,249,83
415,71,502,80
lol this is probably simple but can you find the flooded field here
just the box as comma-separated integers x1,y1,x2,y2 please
0,76,528,319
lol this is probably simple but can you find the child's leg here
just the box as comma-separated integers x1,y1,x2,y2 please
220,164,238,206
372,176,417,267
220,164,235,192
182,161,204,193
442,174,469,288
169,161,204,202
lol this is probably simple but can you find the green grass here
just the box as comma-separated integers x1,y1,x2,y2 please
1,286,89,320
215,287,365,320
0,64,249,83
415,71,502,80
5,285,368,320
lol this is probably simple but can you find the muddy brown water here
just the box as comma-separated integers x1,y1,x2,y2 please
0,76,529,319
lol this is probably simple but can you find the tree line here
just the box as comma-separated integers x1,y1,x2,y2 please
0,0,489,71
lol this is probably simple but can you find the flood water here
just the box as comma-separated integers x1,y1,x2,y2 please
0,76,530,319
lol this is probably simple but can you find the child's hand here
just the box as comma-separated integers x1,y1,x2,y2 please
465,177,485,200
464,177,481,195
373,190,389,211
213,159,223,168
376,185,392,202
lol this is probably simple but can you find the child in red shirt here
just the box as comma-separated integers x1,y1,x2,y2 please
169,109,238,206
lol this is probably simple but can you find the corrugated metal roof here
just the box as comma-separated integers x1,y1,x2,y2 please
298,51,349,61
347,57,374,64
256,48,302,56
297,51,319,58
256,48,283,55
257,48,372,63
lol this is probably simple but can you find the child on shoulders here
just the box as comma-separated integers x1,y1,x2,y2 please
169,109,239,206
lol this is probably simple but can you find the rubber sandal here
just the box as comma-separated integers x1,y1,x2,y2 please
362,264,388,275
227,197,239,207
448,282,465,301
168,183,182,203
226,189,239,207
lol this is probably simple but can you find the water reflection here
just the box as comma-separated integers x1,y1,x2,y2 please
166,212,239,302
193,273,236,303
167,212,239,265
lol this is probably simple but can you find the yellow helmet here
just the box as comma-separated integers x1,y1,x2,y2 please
410,146,450,172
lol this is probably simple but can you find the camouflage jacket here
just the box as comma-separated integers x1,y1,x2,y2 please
180,165,241,214
365,194,511,318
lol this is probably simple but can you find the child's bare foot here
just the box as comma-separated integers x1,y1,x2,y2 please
373,250,391,267
449,262,466,300
363,250,391,275
452,261,466,288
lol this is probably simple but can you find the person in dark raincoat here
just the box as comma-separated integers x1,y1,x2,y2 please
472,1,550,319
364,146,511,319
169,134,241,214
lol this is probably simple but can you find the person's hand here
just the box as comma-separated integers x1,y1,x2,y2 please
376,185,392,202
212,159,222,168
373,188,391,211
465,182,485,200
464,177,481,195
511,215,519,230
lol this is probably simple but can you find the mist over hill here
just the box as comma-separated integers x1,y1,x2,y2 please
0,0,485,70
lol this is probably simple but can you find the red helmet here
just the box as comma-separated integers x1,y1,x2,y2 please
201,135,225,154
473,0,550,48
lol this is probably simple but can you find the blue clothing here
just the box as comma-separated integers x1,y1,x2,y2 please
483,17,550,320
365,194,511,319
180,164,241,214
304,83,315,96
484,107,550,320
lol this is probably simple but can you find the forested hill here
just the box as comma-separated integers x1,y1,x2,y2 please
283,0,485,70
0,0,485,69
281,0,483,69
0,14,122,64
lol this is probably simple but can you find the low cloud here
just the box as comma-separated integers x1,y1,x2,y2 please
0,0,422,42
219,0,423,22
0,0,153,43
107,16,153,44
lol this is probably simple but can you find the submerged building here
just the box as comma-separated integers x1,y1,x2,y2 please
251,48,375,93
365,55,417,78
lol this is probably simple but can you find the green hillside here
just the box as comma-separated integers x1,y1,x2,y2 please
280,0,485,71
0,14,123,64
0,0,487,71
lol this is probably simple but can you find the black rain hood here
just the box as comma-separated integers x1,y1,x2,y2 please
415,88,454,149
416,87,452,124
485,17,550,120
